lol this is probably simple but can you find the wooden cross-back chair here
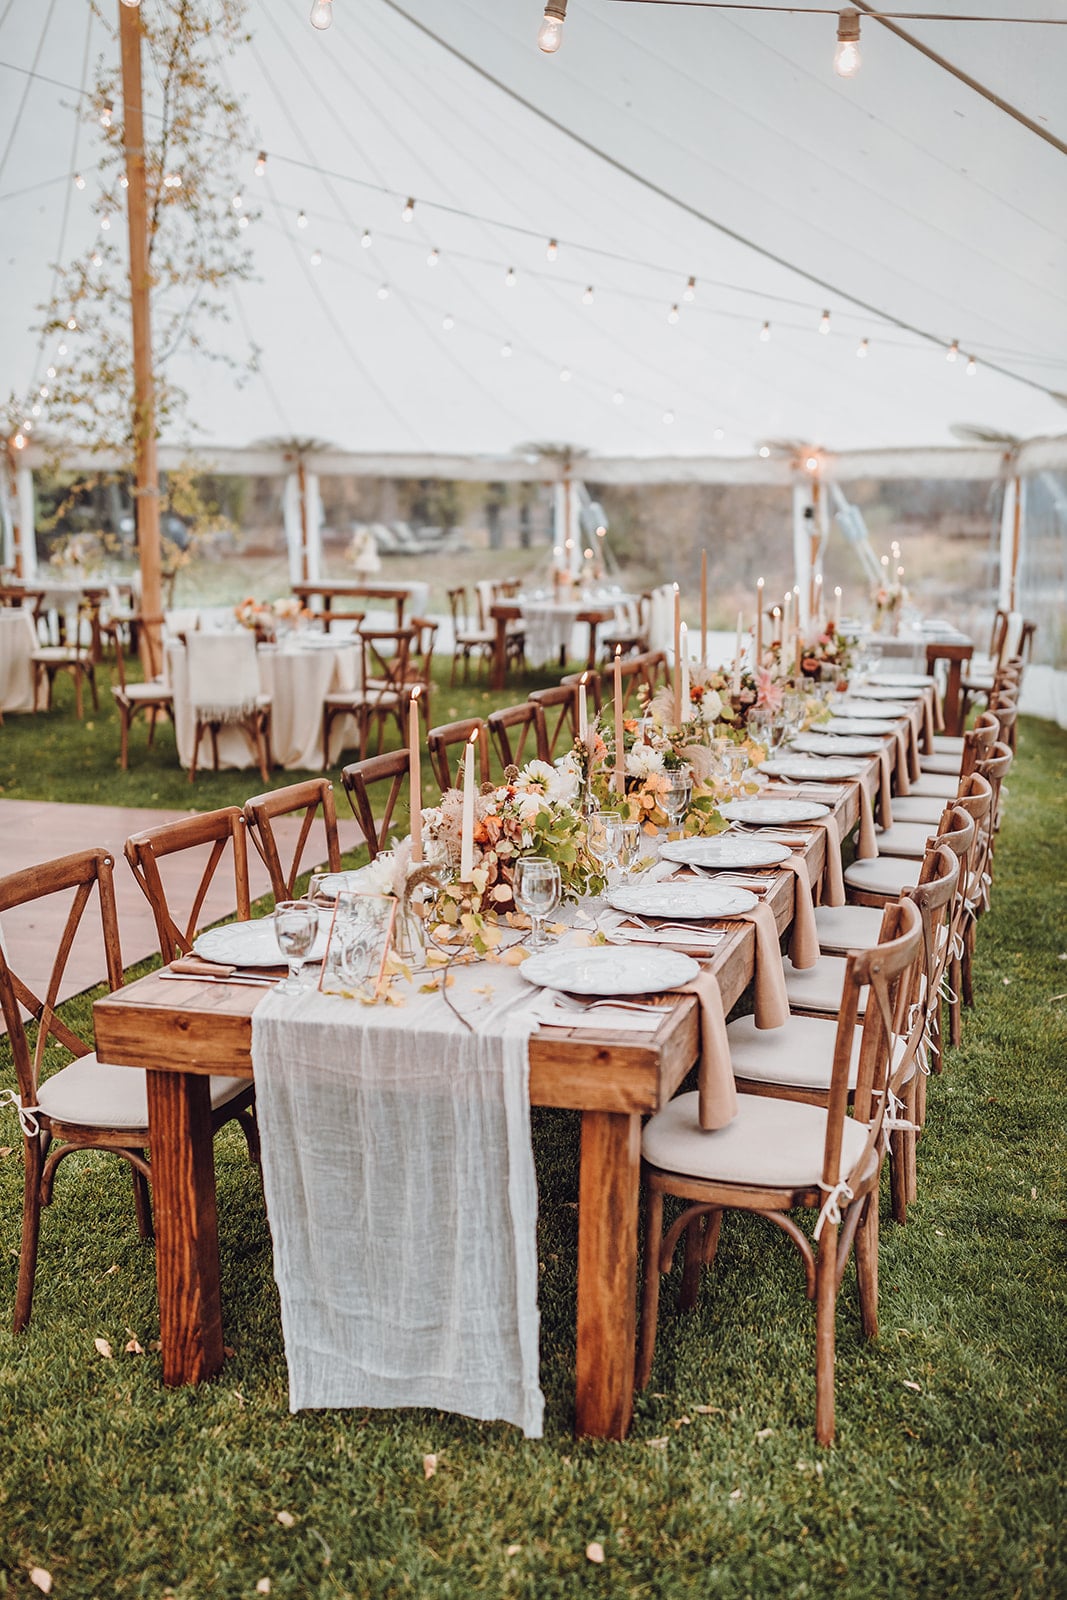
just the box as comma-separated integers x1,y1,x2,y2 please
103,619,173,770
124,807,251,962
0,586,45,619
360,625,416,752
242,778,341,902
446,587,494,684
637,898,923,1446
0,847,254,1333
528,683,581,761
30,600,99,718
426,716,493,794
561,670,603,715
617,649,668,710
487,701,547,770
339,750,410,859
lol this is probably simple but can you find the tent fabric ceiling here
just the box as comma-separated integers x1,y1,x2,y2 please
2,0,1066,466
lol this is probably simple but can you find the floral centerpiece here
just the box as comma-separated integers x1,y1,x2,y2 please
48,531,106,578
422,755,606,918
871,579,906,634
797,625,857,683
346,527,382,578
234,596,306,636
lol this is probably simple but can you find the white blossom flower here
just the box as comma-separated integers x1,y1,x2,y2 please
520,759,556,794
626,744,667,779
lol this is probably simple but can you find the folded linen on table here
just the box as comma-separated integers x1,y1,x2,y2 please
736,900,789,1026
855,780,877,860
683,965,737,1130
252,972,544,1437
809,815,845,906
186,631,262,721
876,747,895,828
780,854,818,968
893,728,912,796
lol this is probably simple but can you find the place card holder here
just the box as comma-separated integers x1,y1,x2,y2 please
319,891,397,999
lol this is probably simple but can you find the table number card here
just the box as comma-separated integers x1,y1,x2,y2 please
319,892,397,999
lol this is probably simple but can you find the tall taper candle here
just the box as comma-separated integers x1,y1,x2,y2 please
813,573,823,627
460,728,478,881
833,585,842,627
700,548,708,667
782,590,792,646
673,584,682,726
679,623,689,710
772,605,781,645
613,645,625,795
578,670,589,743
732,609,743,694
756,576,764,664
408,686,423,862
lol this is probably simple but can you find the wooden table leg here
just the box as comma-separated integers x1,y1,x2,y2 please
575,1108,642,1439
146,1070,225,1387
943,657,964,735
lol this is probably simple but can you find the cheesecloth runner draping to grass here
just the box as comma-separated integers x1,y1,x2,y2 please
252,979,544,1437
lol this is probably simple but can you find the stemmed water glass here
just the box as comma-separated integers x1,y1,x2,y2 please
513,856,562,951
618,820,642,877
662,769,692,834
273,900,320,993
586,811,625,885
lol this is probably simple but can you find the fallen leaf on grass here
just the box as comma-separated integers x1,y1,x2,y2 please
148,1340,162,1353
256,1581,272,1595
29,1569,52,1594
646,1436,669,1449
1031,1187,1037,1199
903,1380,922,1392
276,1511,296,1528
505,1545,521,1557
694,1405,723,1415
124,1337,144,1355
94,1337,113,1359
755,1428,774,1441
423,1454,438,1479
586,1542,605,1564
0,1146,13,1158
729,1488,744,1501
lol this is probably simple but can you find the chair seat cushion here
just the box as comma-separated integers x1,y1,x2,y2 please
36,1054,248,1130
919,753,964,775
642,1089,870,1189
844,855,922,899
929,734,965,756
31,648,83,664
885,795,950,826
727,1012,860,1091
908,772,960,799
870,820,934,858
115,683,173,704
813,903,886,953
783,953,867,1015
455,630,494,647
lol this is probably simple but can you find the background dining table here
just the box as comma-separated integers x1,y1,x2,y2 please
0,607,38,713
92,770,870,1440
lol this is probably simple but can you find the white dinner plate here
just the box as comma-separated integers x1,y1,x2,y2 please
521,946,699,996
819,717,897,736
850,683,923,701
194,919,330,968
759,756,866,780
720,798,829,824
659,835,792,869
868,672,934,688
608,881,757,919
830,699,911,719
792,733,885,756
309,869,373,899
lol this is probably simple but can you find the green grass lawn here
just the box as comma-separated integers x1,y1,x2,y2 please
0,689,1064,1598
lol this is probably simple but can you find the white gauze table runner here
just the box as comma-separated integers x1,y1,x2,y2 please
251,971,545,1436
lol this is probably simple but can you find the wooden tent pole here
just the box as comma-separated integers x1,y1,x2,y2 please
119,1,163,678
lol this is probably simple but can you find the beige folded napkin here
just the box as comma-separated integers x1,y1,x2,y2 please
906,717,922,782
737,900,790,1026
876,747,895,827
682,965,738,1131
932,680,945,734
808,814,845,906
780,855,818,968
855,779,878,859
893,728,912,796
921,689,936,751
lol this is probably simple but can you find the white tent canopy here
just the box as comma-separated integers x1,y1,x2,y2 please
2,0,1067,467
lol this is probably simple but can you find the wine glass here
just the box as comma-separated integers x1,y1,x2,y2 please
273,900,320,993
513,856,562,951
586,811,624,883
305,872,336,908
618,820,642,876
662,770,692,835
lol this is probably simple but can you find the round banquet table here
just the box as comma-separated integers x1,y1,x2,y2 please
0,608,39,713
166,637,361,771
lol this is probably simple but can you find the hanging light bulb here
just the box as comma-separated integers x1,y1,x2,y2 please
667,304,680,325
361,229,372,249
377,283,390,300
546,238,558,261
819,309,831,335
427,247,439,267
833,8,862,78
759,321,771,342
119,174,129,189
442,313,455,331
100,102,113,128
310,248,323,266
713,427,725,441
805,455,819,473
662,410,675,426
559,367,571,383
100,215,111,231
402,196,415,222
46,366,56,378
238,215,249,230
505,266,517,287
30,403,41,418
297,210,308,229
946,339,959,363
856,337,869,358
500,341,512,358
66,316,78,331
758,445,771,458
74,173,86,190
232,192,243,211
582,285,594,305
39,385,49,398
118,0,140,8
683,276,697,303
12,432,26,449
254,151,267,177
309,0,333,30
537,0,567,54
966,355,977,377
612,390,624,406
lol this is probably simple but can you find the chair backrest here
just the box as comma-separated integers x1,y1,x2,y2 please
528,683,580,759
487,701,547,769
988,607,1008,659
406,618,438,690
426,717,493,793
447,587,470,632
242,778,341,901
340,749,410,859
906,842,962,1063
1019,619,1037,661
0,586,45,619
975,740,1014,846
360,628,414,698
0,848,123,1106
822,898,923,1201
124,807,251,961
562,669,603,714
185,630,260,717
944,775,994,917
959,711,999,777
617,649,668,708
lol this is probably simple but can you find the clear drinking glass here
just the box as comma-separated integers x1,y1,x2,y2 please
586,811,624,883
662,770,693,834
618,820,642,876
513,856,562,951
273,900,320,992
305,872,335,908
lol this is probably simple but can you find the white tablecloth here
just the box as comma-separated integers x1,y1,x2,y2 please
517,592,631,667
0,609,38,713
167,638,360,770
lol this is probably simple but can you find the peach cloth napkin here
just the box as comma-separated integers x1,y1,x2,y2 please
780,854,818,968
921,689,936,751
932,680,945,733
853,779,878,859
684,966,737,1131
906,716,922,782
892,728,912,796
875,747,895,827
809,815,846,906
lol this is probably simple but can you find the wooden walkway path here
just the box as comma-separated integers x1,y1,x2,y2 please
0,799,363,1011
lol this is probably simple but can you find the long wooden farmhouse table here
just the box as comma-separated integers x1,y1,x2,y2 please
93,778,870,1439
